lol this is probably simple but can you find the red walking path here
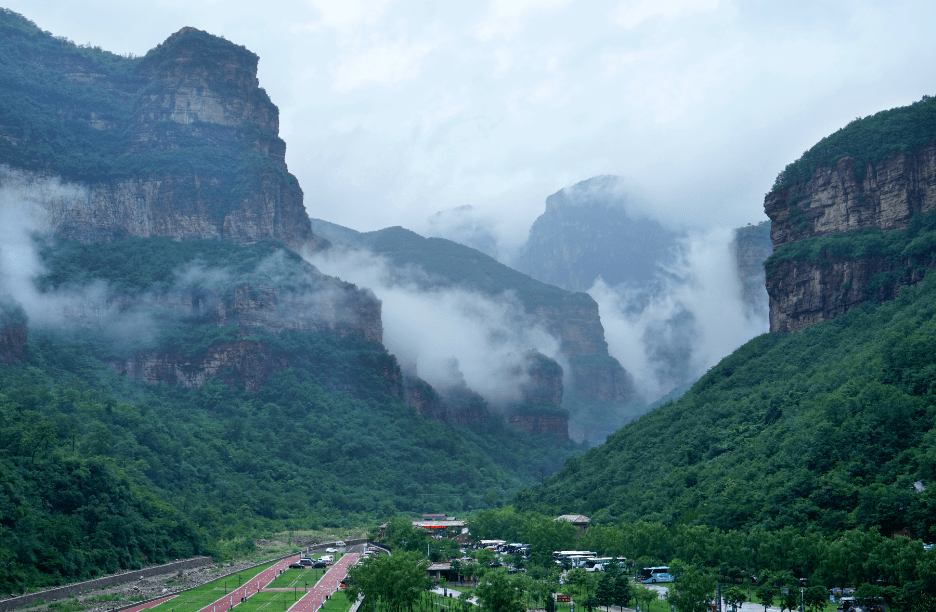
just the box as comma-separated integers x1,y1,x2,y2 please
121,595,179,612
196,555,304,612
286,554,360,612
117,552,360,612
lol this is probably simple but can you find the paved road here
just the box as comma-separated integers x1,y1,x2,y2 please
285,551,361,612
121,595,179,612
197,556,304,612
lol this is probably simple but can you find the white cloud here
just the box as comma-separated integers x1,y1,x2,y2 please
4,0,936,250
590,226,768,401
476,0,572,41
303,0,392,32
332,37,436,91
610,0,721,29
303,245,566,405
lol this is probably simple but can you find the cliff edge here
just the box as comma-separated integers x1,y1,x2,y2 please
0,14,323,251
764,96,936,332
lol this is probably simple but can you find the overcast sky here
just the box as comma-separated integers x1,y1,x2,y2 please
8,0,936,247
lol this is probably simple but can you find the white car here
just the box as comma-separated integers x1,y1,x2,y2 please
326,547,337,553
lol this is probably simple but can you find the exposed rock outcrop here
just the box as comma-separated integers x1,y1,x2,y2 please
507,411,569,437
765,145,936,248
518,350,563,407
733,221,772,320
0,314,26,363
0,27,325,252
765,143,936,332
114,340,280,392
766,256,914,333
403,375,448,421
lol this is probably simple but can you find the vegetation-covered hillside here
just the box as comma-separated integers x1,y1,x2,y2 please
528,269,936,539
0,237,582,594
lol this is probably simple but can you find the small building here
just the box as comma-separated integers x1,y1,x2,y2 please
554,514,590,536
426,562,452,582
413,515,466,538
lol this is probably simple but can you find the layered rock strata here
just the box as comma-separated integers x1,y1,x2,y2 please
0,27,324,252
764,143,936,332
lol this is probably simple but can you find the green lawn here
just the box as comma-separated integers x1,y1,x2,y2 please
145,569,274,612
266,569,326,590
309,592,352,612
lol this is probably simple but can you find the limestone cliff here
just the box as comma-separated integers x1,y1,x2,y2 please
766,145,936,247
0,23,324,252
516,175,679,292
732,221,772,319
765,142,936,332
0,18,385,392
507,411,569,437
517,350,563,408
0,308,26,363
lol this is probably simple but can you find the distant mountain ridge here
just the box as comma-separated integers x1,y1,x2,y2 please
310,220,636,441
516,175,680,293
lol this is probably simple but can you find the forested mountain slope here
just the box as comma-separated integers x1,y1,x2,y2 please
530,265,936,538
0,236,584,595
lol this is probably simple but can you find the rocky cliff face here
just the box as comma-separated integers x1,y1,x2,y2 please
764,143,936,332
0,22,389,393
733,221,773,319
517,350,564,407
68,254,383,389
113,340,280,391
766,145,936,247
766,256,914,333
517,176,679,292
507,412,568,437
0,315,26,363
0,26,324,252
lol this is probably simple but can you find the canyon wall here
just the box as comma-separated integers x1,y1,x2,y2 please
764,143,936,332
0,27,324,252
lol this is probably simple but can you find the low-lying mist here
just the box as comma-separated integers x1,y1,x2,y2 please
590,226,769,402
303,246,567,407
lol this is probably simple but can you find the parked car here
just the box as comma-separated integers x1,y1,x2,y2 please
299,558,314,567
289,562,304,569
313,560,329,568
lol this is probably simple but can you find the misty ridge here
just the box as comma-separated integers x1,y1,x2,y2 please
0,183,375,362
303,243,566,409
426,175,771,404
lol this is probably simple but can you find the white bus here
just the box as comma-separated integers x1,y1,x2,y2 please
553,550,597,567
583,556,627,572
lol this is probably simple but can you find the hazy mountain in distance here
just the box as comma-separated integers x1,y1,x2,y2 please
426,205,502,260
515,175,682,293
514,175,772,404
